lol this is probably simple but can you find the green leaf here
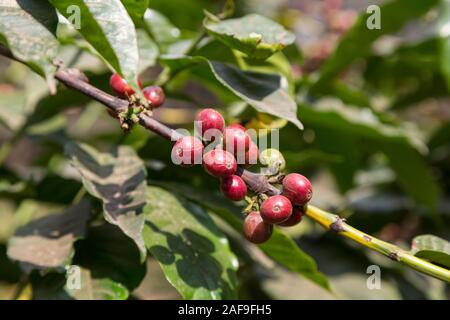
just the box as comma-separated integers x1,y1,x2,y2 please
152,182,330,291
74,224,146,291
143,186,238,300
49,0,140,91
204,14,295,61
120,0,149,25
65,267,129,300
259,231,330,290
137,29,159,73
314,0,439,87
143,9,181,50
160,55,303,129
66,143,147,260
7,200,90,272
375,142,441,213
209,61,303,129
411,235,450,269
299,99,425,152
0,0,59,92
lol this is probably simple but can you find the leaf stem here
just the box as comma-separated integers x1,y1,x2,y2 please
305,205,450,283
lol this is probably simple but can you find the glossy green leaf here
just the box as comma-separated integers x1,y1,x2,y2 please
153,182,330,291
143,186,238,300
0,0,59,92
49,0,140,91
7,201,90,272
66,143,147,260
314,0,439,87
204,14,295,60
65,267,129,300
411,235,450,268
160,55,303,129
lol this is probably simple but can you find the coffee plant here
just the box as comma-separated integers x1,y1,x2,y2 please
0,0,449,300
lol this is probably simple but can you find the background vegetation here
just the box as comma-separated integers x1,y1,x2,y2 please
0,0,449,299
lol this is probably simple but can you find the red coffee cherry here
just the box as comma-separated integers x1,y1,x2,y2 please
143,86,165,108
203,149,237,178
221,175,247,201
223,124,251,158
244,142,259,166
260,195,293,224
110,73,142,97
282,173,313,206
195,108,225,141
243,211,273,244
279,206,305,227
171,136,204,167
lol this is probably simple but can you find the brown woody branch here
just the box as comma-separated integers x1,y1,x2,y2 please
0,44,279,196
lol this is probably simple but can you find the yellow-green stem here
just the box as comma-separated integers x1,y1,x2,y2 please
306,205,450,283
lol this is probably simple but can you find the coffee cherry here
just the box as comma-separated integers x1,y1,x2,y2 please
282,173,312,206
171,136,204,167
143,86,165,108
279,206,305,227
244,142,259,166
110,73,142,97
221,175,247,201
223,124,251,157
260,195,293,224
243,211,273,244
203,149,237,178
260,148,285,170
195,108,225,141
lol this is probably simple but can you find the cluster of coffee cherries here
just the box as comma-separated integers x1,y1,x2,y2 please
171,108,313,244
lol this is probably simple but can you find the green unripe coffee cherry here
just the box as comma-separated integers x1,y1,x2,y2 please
260,148,286,170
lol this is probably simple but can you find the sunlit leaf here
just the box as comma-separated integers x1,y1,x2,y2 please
0,0,59,92
143,186,238,300
204,14,295,60
49,0,140,91
66,143,147,260
7,200,90,272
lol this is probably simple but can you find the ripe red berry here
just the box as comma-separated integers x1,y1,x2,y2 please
282,173,313,206
203,149,237,178
223,125,251,159
195,108,225,141
143,86,165,108
243,211,273,244
171,136,204,167
260,195,293,224
221,175,247,201
110,73,142,97
279,206,305,227
244,142,259,166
